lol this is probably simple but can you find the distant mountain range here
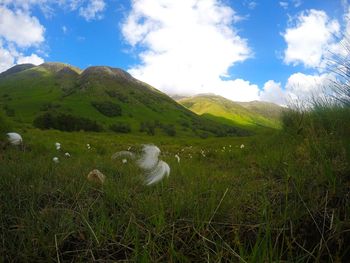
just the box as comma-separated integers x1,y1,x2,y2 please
177,94,283,129
0,62,259,137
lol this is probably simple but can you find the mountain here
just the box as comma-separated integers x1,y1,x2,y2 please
236,101,284,120
177,94,283,129
0,63,248,137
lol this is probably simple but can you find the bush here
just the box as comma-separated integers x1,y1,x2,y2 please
161,124,176,136
110,122,131,133
139,121,156,135
33,112,103,132
91,101,122,117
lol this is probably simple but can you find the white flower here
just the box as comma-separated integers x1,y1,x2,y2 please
87,143,91,149
64,152,71,157
6,132,22,145
175,154,180,163
122,159,127,164
240,144,245,149
52,157,59,163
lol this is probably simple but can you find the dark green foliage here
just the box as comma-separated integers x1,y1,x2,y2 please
33,112,102,132
105,90,129,103
191,117,249,137
139,121,156,135
3,105,15,117
161,124,176,136
110,122,131,133
40,102,61,111
91,101,122,117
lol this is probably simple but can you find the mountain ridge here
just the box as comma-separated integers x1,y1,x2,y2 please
0,63,249,137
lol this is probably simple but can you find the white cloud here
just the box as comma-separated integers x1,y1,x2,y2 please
246,1,257,10
285,72,333,104
79,0,106,21
292,0,302,8
122,0,254,101
259,80,286,105
279,2,288,9
217,79,260,102
0,44,15,72
0,6,45,47
17,53,44,65
282,9,340,69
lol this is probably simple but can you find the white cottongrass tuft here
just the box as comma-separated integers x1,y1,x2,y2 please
175,154,180,163
6,132,22,145
87,143,91,149
52,157,59,163
112,144,170,185
111,151,135,160
137,145,161,170
64,152,71,157
240,144,245,149
145,160,170,185
55,142,61,150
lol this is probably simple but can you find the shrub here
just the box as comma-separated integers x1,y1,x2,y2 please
91,101,122,117
33,112,103,132
110,122,131,133
161,124,176,136
139,121,156,135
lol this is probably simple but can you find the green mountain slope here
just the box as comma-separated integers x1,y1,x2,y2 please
236,101,284,120
178,94,283,129
0,63,248,137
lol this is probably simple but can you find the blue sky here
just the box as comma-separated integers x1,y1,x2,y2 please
0,0,349,104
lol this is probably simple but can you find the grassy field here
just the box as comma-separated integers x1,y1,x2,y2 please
1,102,349,261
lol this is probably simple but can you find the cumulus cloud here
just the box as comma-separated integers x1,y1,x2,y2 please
259,80,286,105
0,5,45,73
0,6,45,47
122,0,256,101
282,9,340,69
79,0,106,21
17,53,44,65
285,72,333,102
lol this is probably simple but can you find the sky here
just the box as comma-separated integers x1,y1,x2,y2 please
0,0,349,105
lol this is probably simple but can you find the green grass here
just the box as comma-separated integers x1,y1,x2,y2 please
1,101,349,262
1,62,349,261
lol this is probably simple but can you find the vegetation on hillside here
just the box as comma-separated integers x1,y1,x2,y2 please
178,94,283,129
0,63,250,138
0,58,349,261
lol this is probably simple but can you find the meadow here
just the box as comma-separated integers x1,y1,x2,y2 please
1,101,349,262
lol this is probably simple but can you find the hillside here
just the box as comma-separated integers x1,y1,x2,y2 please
178,94,283,128
0,63,247,137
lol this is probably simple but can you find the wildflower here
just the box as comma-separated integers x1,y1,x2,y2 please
87,169,105,185
6,132,22,145
64,152,71,157
175,154,180,163
122,159,127,164
240,144,245,149
87,143,91,149
52,157,59,163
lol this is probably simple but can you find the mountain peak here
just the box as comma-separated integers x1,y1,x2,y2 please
81,66,133,80
39,62,82,74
